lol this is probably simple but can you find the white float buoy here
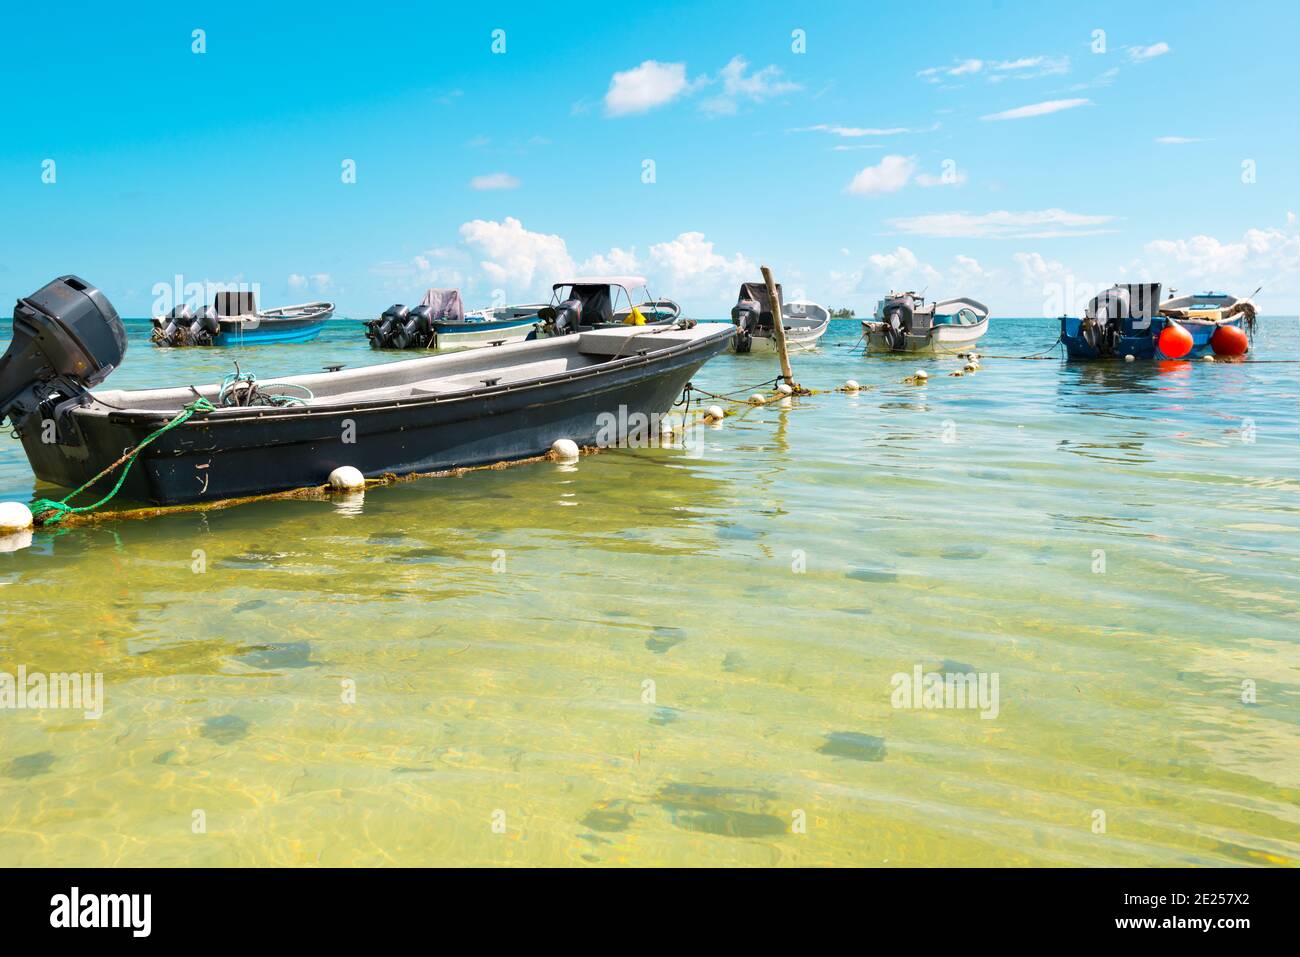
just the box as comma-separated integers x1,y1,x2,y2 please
775,382,793,396
1124,354,1135,363
964,362,978,373
843,379,860,392
748,393,767,405
328,466,365,491
659,415,677,435
705,405,725,422
550,438,580,462
1202,354,1215,362
0,501,33,533
914,369,929,381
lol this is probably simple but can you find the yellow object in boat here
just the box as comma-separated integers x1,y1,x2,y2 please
1186,308,1222,322
624,306,647,325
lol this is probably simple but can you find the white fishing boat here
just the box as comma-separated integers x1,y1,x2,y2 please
536,277,681,334
729,282,830,354
862,292,989,355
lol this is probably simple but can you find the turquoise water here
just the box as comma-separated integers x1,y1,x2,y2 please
1,316,1297,866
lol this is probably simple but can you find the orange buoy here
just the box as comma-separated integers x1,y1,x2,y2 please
1210,324,1249,357
1156,320,1194,359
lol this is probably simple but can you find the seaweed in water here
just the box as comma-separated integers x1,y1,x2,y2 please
201,714,250,745
818,731,887,762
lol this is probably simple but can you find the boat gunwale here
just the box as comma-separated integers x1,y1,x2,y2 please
95,325,734,427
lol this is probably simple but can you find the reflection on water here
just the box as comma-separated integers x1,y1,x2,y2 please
1,318,1298,866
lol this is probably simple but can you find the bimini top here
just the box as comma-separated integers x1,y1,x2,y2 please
554,276,648,291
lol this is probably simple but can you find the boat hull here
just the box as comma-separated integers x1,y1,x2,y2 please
1059,315,1242,361
431,317,539,350
22,330,731,506
213,313,330,346
728,320,829,354
864,318,989,355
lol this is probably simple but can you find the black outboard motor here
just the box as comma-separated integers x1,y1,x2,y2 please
366,304,409,349
152,303,194,346
189,305,220,345
394,304,436,350
538,298,582,335
880,293,915,351
731,297,762,353
0,276,127,437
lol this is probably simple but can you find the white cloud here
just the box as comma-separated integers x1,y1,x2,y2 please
577,247,641,276
604,61,693,116
647,232,754,298
469,172,521,190
1128,42,1171,61
1143,228,1300,282
288,272,331,293
1154,136,1200,145
981,98,1091,121
1071,67,1119,91
867,246,943,287
988,55,1070,82
845,154,916,196
888,208,1115,239
790,123,926,138
700,56,800,116
459,217,576,292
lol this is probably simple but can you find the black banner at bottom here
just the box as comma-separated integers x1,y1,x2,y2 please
2,866,1285,942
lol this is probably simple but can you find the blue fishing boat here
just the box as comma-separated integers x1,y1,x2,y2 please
1060,283,1256,361
152,291,333,347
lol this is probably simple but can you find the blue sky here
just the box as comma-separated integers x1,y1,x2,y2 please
1,0,1297,317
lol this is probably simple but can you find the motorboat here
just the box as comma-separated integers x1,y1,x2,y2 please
0,276,734,507
365,289,542,351
862,292,989,355
1060,283,1256,360
729,282,830,353
536,277,681,335
152,290,332,346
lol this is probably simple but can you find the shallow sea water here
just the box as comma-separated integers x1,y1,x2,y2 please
1,316,1297,866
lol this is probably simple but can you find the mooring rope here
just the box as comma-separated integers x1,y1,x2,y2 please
29,397,216,526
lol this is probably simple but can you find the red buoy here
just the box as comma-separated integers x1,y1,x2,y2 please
1210,324,1249,357
1156,320,1194,359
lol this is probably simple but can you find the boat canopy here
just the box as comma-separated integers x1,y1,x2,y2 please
736,281,783,312
419,288,464,322
557,276,648,290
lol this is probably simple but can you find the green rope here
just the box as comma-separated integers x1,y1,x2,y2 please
29,397,215,525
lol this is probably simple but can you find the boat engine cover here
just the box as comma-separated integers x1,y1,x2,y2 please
0,275,126,426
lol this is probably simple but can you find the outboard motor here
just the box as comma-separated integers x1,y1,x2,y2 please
366,304,409,349
394,304,436,350
730,297,761,353
538,298,582,336
152,303,195,346
880,293,914,351
189,305,220,346
0,276,127,437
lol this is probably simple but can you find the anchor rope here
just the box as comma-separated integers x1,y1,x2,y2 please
28,397,216,525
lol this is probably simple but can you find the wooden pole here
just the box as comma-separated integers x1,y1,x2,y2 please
761,265,797,389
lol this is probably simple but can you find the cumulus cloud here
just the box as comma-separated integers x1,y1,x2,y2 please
699,56,800,116
469,172,521,190
288,272,332,292
981,98,1091,121
1142,228,1300,283
459,217,576,292
888,208,1115,239
577,247,641,276
647,232,754,296
1128,42,1170,61
914,164,968,188
604,61,693,116
845,155,916,196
